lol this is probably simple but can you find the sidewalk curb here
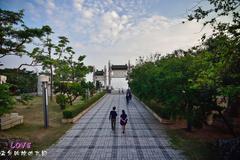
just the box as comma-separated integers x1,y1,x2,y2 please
134,95,163,123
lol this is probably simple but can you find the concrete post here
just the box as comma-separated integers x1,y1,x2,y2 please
93,66,96,86
108,60,111,88
128,60,131,72
104,65,107,88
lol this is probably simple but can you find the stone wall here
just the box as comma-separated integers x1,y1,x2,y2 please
0,113,23,130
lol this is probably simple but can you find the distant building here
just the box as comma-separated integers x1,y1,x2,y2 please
0,75,7,84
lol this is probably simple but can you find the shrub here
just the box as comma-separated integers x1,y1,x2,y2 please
17,93,33,104
54,81,87,105
159,107,173,119
21,93,33,101
56,94,67,110
63,92,105,119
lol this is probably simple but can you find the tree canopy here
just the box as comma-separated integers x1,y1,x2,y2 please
129,0,240,134
0,9,51,58
0,9,94,113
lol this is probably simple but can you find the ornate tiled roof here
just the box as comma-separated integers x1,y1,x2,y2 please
111,65,128,70
94,70,104,76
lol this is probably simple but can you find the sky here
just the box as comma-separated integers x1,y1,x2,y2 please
0,0,212,89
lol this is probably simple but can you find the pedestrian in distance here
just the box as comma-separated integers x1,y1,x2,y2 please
129,91,132,100
126,88,132,105
126,94,129,105
109,106,117,131
120,110,128,134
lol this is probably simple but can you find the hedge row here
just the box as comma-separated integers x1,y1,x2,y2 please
63,92,106,119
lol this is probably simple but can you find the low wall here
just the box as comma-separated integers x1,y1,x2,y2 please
0,113,24,130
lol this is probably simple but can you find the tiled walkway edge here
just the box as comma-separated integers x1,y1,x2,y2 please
133,95,163,123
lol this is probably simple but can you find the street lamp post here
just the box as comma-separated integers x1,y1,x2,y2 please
42,81,49,128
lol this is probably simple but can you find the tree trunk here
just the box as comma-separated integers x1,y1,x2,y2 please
69,100,73,105
50,64,53,101
218,110,236,137
186,101,193,132
47,39,53,101
187,119,192,131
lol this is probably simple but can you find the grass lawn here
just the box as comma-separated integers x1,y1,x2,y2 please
144,99,221,160
166,129,217,160
0,96,73,152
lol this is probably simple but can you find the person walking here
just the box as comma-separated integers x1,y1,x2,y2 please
126,93,129,105
129,91,132,100
109,106,117,130
126,88,132,104
120,110,128,134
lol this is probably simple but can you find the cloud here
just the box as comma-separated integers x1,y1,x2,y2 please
26,2,41,20
91,10,129,44
73,0,84,11
73,0,95,19
2,0,213,74
83,15,212,69
86,12,212,52
106,0,113,4
31,0,56,15
73,42,85,50
46,0,56,15
82,9,94,19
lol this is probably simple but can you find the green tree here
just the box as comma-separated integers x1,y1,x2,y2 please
86,81,96,96
54,37,91,82
0,84,14,116
22,26,56,101
0,9,50,59
54,81,88,105
129,0,239,135
56,93,67,110
0,9,57,100
53,36,92,106
187,0,239,39
0,68,37,94
129,45,238,133
95,81,102,90
187,0,240,135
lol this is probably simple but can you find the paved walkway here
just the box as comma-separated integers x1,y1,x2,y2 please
39,94,185,160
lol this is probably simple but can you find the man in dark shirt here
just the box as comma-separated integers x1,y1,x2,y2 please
109,106,117,130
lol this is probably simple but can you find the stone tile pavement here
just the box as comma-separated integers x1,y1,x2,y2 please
37,94,186,160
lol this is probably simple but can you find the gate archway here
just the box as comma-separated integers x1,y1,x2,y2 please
108,60,132,89
93,66,107,89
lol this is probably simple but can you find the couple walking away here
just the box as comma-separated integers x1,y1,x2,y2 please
109,107,128,134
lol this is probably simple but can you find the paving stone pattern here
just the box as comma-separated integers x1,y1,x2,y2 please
38,94,186,160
